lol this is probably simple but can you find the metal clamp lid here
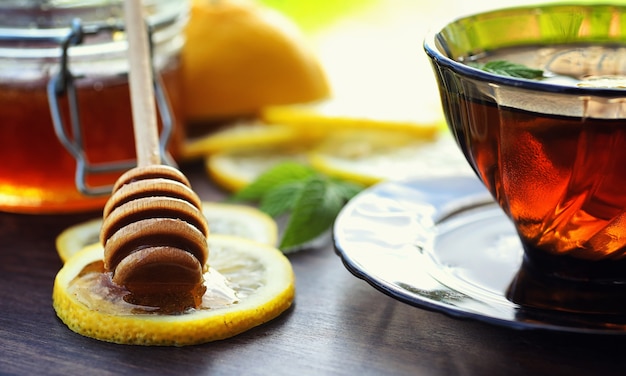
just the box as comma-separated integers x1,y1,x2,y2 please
46,18,175,196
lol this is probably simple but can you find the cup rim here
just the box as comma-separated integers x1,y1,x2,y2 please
423,3,626,97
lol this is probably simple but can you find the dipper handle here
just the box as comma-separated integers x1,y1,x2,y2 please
123,0,161,167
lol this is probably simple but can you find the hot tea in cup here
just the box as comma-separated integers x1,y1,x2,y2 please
424,3,626,314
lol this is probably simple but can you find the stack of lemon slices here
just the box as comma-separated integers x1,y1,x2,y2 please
53,202,295,346
182,101,473,193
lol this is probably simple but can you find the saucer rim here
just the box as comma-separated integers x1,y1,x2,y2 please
333,176,626,335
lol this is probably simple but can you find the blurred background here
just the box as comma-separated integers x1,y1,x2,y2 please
179,0,624,203
256,0,620,124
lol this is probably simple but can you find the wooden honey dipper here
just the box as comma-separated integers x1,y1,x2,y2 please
99,1,209,311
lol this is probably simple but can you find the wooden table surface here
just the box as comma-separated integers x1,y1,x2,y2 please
2,161,626,376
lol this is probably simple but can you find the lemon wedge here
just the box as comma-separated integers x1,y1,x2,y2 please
56,202,278,263
53,235,295,346
182,0,329,121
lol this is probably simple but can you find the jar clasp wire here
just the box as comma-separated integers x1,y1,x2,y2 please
47,18,176,196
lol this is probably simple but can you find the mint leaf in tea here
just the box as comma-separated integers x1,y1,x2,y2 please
470,60,544,79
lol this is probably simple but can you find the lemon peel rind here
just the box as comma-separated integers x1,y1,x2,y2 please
53,236,295,346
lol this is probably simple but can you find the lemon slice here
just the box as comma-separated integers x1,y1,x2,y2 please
201,202,278,246
184,102,449,190
204,131,471,190
56,218,102,263
206,147,309,192
261,100,443,139
183,99,443,162
56,202,278,263
53,234,295,346
182,121,302,160
309,131,475,185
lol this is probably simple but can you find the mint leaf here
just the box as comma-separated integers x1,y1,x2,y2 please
229,162,365,252
280,176,345,251
259,181,306,217
329,178,364,200
230,162,316,202
470,60,543,79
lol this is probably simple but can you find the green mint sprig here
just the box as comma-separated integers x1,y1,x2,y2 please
469,60,544,79
229,162,364,252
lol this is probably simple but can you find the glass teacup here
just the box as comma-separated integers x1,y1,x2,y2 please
424,3,626,314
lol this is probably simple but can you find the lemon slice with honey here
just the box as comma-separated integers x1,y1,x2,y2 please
53,234,295,346
56,202,278,263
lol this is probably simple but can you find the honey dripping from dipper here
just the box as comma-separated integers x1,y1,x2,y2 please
99,165,210,313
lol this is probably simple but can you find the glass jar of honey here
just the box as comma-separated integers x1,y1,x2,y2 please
0,0,188,214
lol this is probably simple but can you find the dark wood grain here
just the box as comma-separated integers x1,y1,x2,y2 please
2,161,626,376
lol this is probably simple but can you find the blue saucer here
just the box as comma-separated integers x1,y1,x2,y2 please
333,176,626,334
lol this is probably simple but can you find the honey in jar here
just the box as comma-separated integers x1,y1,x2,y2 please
0,0,188,214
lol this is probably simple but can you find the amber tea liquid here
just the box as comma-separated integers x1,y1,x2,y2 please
446,44,626,313
459,100,626,256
